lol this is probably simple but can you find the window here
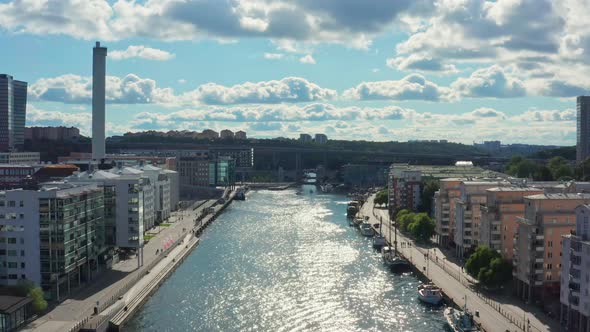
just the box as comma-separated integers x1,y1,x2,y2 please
8,201,14,207
19,214,23,219
20,262,25,269
8,275,17,280
547,263,552,270
20,275,25,279
19,201,23,207
7,250,16,257
548,241,553,248
20,250,24,257
548,252,553,258
7,262,17,268
20,238,24,245
7,238,16,244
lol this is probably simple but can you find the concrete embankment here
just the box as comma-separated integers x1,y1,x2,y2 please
78,194,236,332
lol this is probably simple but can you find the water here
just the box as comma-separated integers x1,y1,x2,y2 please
126,188,446,332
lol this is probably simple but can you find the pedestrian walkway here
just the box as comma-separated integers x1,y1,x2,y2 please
362,195,556,332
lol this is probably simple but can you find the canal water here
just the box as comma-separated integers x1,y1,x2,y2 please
126,188,446,331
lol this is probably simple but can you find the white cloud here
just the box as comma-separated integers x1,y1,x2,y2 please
263,53,284,60
451,65,527,98
30,74,336,106
110,45,175,61
299,54,316,64
343,74,456,102
26,105,126,136
178,79,187,84
29,74,175,104
387,54,457,74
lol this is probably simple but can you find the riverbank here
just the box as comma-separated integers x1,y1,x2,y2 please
362,194,556,332
23,192,235,332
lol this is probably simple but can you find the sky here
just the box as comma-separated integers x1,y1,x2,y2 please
0,0,586,145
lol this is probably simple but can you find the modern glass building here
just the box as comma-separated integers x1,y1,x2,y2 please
209,157,236,187
39,185,105,301
0,75,27,152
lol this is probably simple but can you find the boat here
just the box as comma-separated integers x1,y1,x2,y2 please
372,216,386,249
234,188,246,200
347,201,359,218
444,299,481,332
320,184,334,193
351,217,363,228
359,221,374,237
418,283,443,305
382,217,410,271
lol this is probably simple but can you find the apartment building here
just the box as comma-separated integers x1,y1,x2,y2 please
561,205,590,332
480,187,543,260
220,129,234,139
455,181,506,259
388,168,422,213
0,183,105,301
0,152,40,165
132,164,171,223
435,178,463,247
514,193,590,303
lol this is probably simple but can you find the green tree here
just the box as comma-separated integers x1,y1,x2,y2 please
548,156,574,180
407,213,435,242
534,165,554,181
397,212,414,232
419,180,439,214
374,189,388,206
465,246,499,278
16,280,47,314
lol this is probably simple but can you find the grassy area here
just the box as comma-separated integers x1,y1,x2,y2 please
144,234,155,241
159,223,171,227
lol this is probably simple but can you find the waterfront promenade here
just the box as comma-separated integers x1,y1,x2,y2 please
22,200,217,332
363,195,557,332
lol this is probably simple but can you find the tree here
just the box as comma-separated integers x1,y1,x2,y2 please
548,156,574,180
408,213,435,242
397,212,414,232
576,158,590,181
465,246,499,278
16,280,47,313
374,189,388,206
534,165,554,181
419,180,439,214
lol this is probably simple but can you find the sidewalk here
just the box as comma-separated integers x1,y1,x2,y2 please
22,200,217,332
363,196,556,332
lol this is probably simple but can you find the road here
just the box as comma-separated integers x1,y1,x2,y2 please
22,200,217,332
362,195,557,332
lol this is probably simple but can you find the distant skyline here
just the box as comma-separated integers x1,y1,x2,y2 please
0,0,585,145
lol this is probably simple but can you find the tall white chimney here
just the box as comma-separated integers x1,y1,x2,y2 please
92,41,107,161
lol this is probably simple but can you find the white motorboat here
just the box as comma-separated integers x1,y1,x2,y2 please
418,283,443,305
359,221,374,237
444,302,481,332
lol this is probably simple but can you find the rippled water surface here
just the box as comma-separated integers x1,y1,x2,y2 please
126,188,446,331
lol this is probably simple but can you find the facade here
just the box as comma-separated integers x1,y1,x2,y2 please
0,183,106,301
299,134,312,143
0,165,36,190
235,130,247,139
578,96,590,163
133,164,172,223
197,129,219,140
561,205,590,332
25,126,80,141
435,178,464,247
314,134,328,144
0,152,40,165
341,163,389,188
514,193,590,303
388,167,422,214
220,129,234,139
92,42,107,161
454,181,506,259
0,75,27,152
178,157,210,187
67,169,145,249
209,157,236,187
209,147,254,168
480,187,543,260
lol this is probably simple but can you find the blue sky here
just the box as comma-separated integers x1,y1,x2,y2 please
0,0,584,144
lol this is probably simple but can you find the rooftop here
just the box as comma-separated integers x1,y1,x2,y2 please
0,296,32,313
487,187,544,192
526,193,590,200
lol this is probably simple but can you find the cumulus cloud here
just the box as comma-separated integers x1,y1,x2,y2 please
26,105,125,136
29,74,175,104
110,45,175,61
180,77,335,105
0,0,433,48
29,75,335,106
451,66,527,98
343,74,456,102
386,54,457,74
299,54,316,64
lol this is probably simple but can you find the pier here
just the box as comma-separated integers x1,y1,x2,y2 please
363,194,557,332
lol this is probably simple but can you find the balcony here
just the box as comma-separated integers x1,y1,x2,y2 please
535,235,544,240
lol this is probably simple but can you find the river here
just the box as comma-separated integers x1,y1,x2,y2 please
125,187,446,331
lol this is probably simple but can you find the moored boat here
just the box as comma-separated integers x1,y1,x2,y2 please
418,283,443,305
359,221,374,237
372,235,386,249
444,304,480,332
